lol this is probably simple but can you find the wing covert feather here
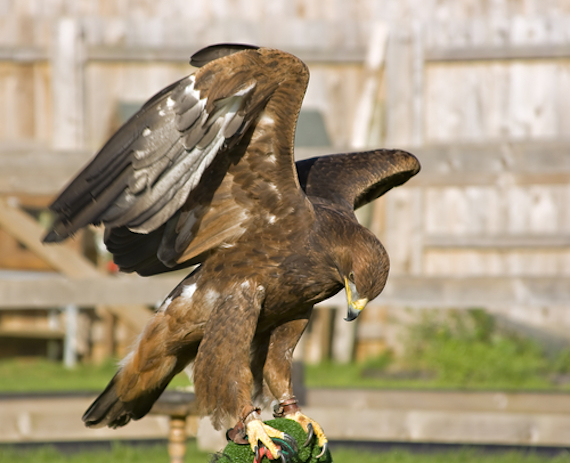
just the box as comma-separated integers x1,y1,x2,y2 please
296,149,420,210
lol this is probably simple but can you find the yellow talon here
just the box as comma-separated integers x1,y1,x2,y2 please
285,410,328,449
245,419,284,459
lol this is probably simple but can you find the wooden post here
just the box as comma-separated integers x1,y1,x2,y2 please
52,17,85,150
63,304,78,368
168,415,187,463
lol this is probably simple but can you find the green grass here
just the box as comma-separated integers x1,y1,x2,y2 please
331,448,570,463
2,443,570,463
306,309,570,391
0,357,192,393
3,309,570,393
0,441,208,463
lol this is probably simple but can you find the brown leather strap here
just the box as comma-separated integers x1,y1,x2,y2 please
273,396,300,418
226,421,248,445
240,406,261,423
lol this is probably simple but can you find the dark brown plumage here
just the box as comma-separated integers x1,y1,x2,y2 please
43,44,420,458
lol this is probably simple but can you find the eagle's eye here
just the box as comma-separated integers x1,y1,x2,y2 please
348,271,355,283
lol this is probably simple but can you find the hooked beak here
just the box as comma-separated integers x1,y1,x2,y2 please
344,276,368,322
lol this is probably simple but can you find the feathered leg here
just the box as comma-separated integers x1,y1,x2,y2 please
264,317,329,456
194,281,290,460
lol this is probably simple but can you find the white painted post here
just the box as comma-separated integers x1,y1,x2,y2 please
64,304,78,369
52,17,85,150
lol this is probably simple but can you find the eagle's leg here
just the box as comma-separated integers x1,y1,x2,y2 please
195,282,290,460
264,317,329,456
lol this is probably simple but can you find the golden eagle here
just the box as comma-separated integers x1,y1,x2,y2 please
44,44,419,460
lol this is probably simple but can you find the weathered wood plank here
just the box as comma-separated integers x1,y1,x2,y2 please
87,45,367,64
2,274,569,311
0,46,48,62
0,274,179,308
424,234,570,249
307,389,570,415
426,44,570,61
4,390,570,446
0,395,197,443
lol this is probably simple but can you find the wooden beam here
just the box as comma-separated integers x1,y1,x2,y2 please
0,274,179,308
0,46,48,62
86,45,366,64
0,199,99,277
314,275,570,310
4,390,570,447
424,234,570,249
3,273,568,311
0,199,154,331
0,395,197,443
0,148,91,196
426,44,570,62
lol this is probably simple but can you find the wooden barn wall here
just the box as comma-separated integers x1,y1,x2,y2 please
1,0,570,361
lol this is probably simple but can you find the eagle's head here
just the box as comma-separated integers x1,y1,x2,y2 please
334,223,390,321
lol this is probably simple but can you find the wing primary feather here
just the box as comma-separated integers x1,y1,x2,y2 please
175,102,203,132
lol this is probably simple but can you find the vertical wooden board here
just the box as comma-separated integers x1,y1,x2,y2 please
561,184,570,232
424,187,445,235
485,186,504,234
33,63,52,144
443,187,470,234
558,63,570,137
385,28,414,146
506,185,531,233
0,63,38,142
384,188,417,275
506,62,558,139
424,63,486,143
527,185,558,233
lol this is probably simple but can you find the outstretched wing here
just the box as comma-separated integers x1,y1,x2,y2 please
44,45,265,242
295,149,420,210
44,45,310,275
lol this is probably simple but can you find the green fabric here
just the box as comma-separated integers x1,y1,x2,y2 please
211,418,333,463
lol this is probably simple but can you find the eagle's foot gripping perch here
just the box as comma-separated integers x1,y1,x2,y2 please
274,398,328,458
227,408,297,462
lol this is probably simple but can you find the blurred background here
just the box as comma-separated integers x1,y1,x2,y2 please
1,0,570,462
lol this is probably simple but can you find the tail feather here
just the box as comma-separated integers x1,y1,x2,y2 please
83,372,169,428
83,343,201,428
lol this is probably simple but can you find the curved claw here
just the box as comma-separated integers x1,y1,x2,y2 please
246,419,284,460
303,422,314,447
254,445,260,463
316,441,328,459
284,411,328,452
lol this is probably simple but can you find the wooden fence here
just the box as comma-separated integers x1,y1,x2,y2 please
5,389,570,448
1,6,570,364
